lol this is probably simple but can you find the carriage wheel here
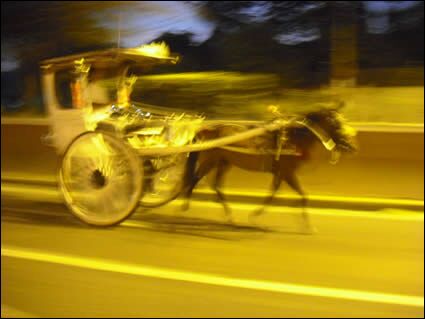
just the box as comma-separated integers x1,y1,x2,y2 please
140,153,187,208
59,132,143,226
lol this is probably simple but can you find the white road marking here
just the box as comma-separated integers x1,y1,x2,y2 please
2,182,423,222
2,199,423,224
186,198,424,221
2,245,423,308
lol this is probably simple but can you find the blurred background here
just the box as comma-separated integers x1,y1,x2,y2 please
1,1,424,119
1,1,424,318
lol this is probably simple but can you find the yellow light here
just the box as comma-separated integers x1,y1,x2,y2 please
135,42,170,59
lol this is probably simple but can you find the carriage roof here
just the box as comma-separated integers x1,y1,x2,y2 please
40,45,179,72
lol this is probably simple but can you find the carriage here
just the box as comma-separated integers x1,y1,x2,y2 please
41,43,350,227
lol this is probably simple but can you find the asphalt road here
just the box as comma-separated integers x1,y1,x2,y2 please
1,121,424,317
1,189,424,318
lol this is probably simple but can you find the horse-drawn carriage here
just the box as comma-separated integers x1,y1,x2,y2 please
41,43,357,227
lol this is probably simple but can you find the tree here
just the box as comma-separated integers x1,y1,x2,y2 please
1,1,123,68
1,2,133,112
193,1,334,40
190,1,337,86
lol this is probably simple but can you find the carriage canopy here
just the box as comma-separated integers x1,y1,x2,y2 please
40,42,179,72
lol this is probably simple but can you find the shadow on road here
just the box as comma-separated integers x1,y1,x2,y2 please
1,202,287,241
135,211,278,240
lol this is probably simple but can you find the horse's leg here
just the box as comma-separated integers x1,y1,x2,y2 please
181,152,202,211
181,154,216,211
282,172,315,234
213,160,232,222
182,152,199,196
250,171,282,220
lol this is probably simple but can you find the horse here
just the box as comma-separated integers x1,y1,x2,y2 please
181,105,358,233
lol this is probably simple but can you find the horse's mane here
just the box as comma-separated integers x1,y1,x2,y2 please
303,107,357,153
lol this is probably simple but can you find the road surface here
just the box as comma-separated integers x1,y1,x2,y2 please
1,187,424,318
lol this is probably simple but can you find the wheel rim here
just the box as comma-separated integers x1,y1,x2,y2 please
60,132,142,226
140,153,187,207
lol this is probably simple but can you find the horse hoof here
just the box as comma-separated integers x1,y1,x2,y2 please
251,209,264,217
226,217,234,225
300,225,317,235
248,213,260,224
223,213,234,224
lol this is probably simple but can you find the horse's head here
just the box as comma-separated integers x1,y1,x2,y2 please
303,103,358,163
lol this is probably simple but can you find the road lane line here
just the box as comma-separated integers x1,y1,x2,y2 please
193,188,424,208
2,245,423,308
2,203,424,224
2,198,423,223
3,181,424,211
185,200,424,221
3,180,424,213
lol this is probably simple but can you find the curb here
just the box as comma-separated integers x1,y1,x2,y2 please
191,190,423,212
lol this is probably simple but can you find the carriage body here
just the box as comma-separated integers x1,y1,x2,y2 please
40,44,184,154
40,44,206,225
